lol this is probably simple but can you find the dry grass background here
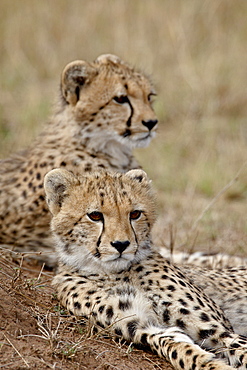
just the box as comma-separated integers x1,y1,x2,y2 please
0,0,246,256
0,2,247,369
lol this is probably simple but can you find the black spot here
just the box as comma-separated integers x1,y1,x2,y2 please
176,319,186,329
193,306,201,311
135,266,143,272
96,321,105,328
180,308,190,315
98,305,105,314
163,266,169,273
200,312,210,322
87,290,96,295
185,293,194,301
170,278,177,284
199,329,216,340
219,331,231,338
127,320,138,339
74,302,81,310
178,299,188,307
163,309,170,323
106,306,114,319
197,297,205,307
162,301,172,307
179,359,185,369
172,350,177,359
115,328,123,336
192,354,198,367
119,300,132,311
140,333,148,345
178,280,187,287
84,163,92,171
85,302,91,308
186,349,192,355
230,343,241,349
167,285,176,292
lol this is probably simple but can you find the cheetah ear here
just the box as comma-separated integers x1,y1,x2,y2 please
95,54,122,65
124,169,150,185
61,60,97,105
44,169,79,216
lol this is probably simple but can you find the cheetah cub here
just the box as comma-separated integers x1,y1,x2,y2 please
45,168,247,370
0,54,157,262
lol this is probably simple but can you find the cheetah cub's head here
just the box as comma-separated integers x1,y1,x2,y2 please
60,54,158,150
44,168,156,273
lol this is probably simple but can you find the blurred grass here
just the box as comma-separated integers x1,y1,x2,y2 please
0,0,246,255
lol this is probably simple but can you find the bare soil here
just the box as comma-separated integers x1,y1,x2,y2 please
0,251,172,370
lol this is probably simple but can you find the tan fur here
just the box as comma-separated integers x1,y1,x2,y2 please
0,54,157,263
46,169,247,370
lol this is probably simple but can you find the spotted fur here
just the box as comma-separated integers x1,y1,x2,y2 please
45,168,247,370
0,54,157,263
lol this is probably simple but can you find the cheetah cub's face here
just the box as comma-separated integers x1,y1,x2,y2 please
44,169,156,273
61,54,158,149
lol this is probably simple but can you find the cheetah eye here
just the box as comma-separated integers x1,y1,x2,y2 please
113,95,129,104
88,211,103,222
130,210,142,220
148,93,156,103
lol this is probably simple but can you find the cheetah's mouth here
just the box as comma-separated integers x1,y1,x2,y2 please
137,130,156,141
132,131,156,148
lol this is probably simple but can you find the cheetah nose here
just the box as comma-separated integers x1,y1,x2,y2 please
111,240,130,254
142,119,158,131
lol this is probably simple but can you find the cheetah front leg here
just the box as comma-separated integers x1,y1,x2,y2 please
215,333,247,370
53,273,233,370
135,326,233,370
